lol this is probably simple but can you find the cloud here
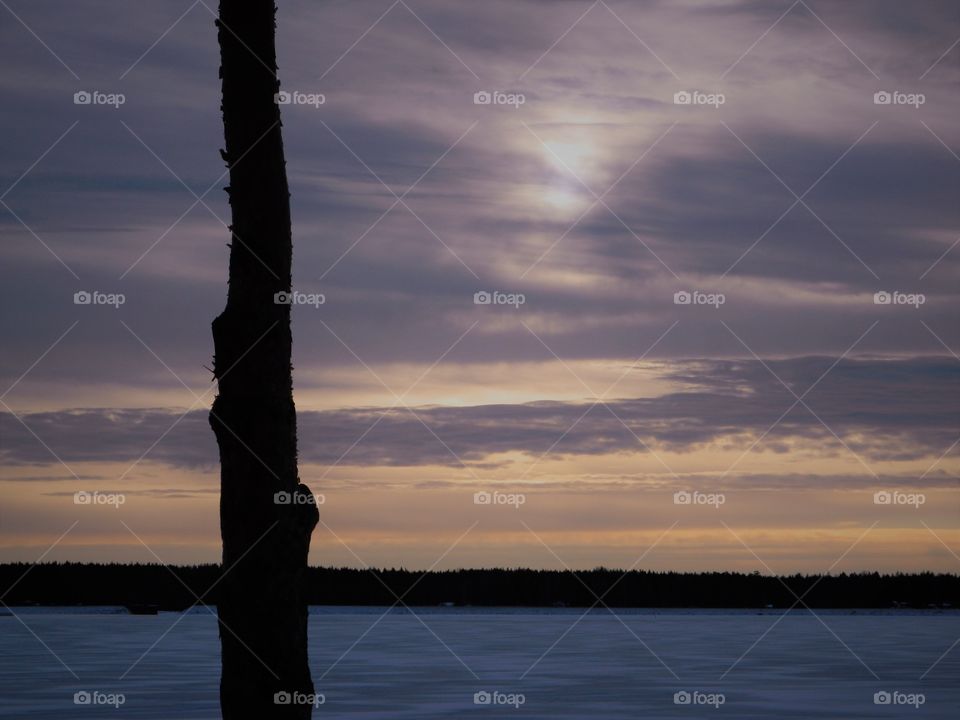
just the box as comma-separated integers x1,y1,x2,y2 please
2,0,958,570
2,356,956,471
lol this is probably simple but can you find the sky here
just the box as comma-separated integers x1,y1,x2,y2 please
0,0,958,573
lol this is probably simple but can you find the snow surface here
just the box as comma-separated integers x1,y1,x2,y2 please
1,607,957,718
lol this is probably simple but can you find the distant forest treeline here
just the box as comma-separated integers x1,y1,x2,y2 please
1,563,957,609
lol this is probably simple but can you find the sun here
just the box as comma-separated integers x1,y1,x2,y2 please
543,141,594,178
543,187,582,210
539,140,595,212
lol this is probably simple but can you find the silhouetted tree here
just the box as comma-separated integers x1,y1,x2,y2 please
211,1,318,717
2,563,957,609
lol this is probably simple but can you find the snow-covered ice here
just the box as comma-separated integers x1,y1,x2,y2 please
1,607,957,718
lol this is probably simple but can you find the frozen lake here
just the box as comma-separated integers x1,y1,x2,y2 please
1,607,957,718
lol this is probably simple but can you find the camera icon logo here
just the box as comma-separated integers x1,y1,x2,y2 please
274,691,292,705
673,91,692,105
474,691,492,705
274,91,292,105
74,491,91,505
274,491,292,505
873,91,892,105
874,691,891,705
274,291,292,305
673,291,691,305
873,491,892,505
74,290,92,305
873,291,891,305
474,491,492,505
673,491,691,505
674,690,692,705
474,291,492,305
74,691,92,705
74,91,92,105
473,91,492,105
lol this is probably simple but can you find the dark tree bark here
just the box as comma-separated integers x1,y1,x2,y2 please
211,2,318,718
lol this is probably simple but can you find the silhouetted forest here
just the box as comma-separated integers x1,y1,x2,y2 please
1,563,957,610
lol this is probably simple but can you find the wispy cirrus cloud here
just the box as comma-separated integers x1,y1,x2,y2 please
2,357,956,470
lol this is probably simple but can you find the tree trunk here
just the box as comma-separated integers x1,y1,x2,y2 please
211,2,318,718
